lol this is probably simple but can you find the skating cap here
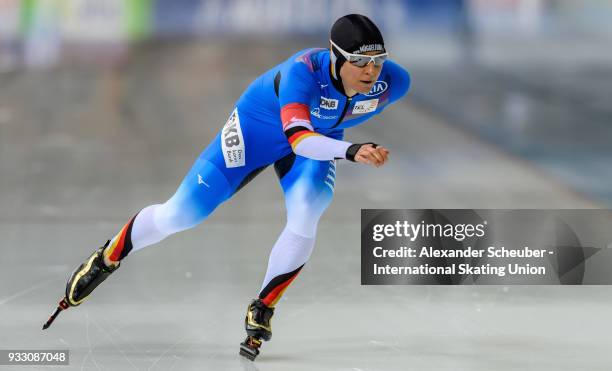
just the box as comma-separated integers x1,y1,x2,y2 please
329,14,385,80
331,14,385,55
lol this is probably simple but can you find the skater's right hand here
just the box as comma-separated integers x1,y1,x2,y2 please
353,144,389,167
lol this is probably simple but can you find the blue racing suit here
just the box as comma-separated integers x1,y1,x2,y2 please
109,47,410,307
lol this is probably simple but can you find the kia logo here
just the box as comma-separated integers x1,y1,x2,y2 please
365,81,388,97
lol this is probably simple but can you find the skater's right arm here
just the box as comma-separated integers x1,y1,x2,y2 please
278,62,388,166
347,143,389,167
280,103,351,161
279,62,352,161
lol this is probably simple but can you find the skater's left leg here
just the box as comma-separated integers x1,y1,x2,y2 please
240,154,336,359
258,154,336,307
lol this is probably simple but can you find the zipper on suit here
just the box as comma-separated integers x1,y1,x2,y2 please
332,96,352,129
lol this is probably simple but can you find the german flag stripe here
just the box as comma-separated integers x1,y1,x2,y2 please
106,214,138,263
268,285,291,308
288,131,320,149
259,265,303,307
284,125,310,139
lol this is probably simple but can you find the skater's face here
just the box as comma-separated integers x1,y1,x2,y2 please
339,51,384,96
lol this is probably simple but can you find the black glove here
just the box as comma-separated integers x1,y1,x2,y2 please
345,142,378,162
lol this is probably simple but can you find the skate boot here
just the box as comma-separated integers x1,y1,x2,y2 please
42,241,118,330
65,240,119,306
239,299,274,361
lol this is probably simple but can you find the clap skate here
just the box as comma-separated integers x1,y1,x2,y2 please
239,299,274,361
42,240,119,330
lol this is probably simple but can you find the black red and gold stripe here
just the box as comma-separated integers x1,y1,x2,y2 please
104,213,138,263
285,126,320,150
259,265,304,307
280,103,322,151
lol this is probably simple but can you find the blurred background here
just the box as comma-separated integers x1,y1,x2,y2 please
2,0,611,208
1,1,612,370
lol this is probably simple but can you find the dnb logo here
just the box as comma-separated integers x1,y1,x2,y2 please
365,81,388,97
320,97,338,110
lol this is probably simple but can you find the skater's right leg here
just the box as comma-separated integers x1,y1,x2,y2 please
64,107,287,307
66,157,233,306
44,107,287,329
102,157,233,267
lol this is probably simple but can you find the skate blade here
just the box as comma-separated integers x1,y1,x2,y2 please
239,337,261,361
42,298,70,330
240,347,257,361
